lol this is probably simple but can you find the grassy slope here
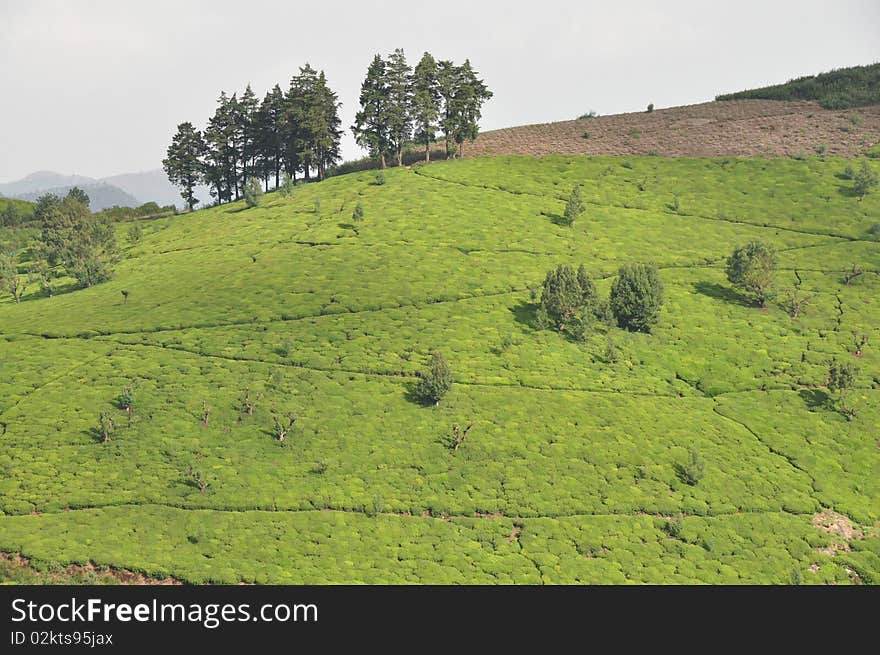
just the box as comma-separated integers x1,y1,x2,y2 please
0,156,878,584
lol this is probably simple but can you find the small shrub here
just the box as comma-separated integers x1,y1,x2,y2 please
127,223,143,245
850,114,863,127
414,351,453,405
868,223,880,238
562,186,585,226
828,359,860,419
853,161,878,199
604,337,620,363
352,202,365,222
677,449,706,485
815,144,827,157
582,131,590,140
244,178,263,208
374,172,386,186
647,103,654,113
841,164,855,180
278,173,294,197
117,385,135,413
578,110,598,120
271,413,297,442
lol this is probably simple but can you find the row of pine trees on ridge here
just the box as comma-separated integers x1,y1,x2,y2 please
163,50,492,210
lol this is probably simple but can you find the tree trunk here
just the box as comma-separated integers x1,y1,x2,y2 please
425,143,430,162
380,153,386,169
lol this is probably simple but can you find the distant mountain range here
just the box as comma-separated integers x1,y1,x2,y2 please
0,170,210,211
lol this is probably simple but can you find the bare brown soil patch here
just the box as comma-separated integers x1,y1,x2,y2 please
812,510,864,556
464,100,880,159
0,551,183,585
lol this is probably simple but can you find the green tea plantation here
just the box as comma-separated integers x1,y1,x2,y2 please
1,155,877,584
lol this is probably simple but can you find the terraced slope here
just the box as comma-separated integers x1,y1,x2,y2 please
466,100,880,159
0,156,878,583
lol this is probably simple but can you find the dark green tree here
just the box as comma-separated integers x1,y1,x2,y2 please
540,264,585,329
65,186,90,208
412,52,440,161
385,48,413,167
352,55,391,168
204,92,240,203
0,203,20,227
451,60,493,157
162,122,206,210
256,85,286,189
237,84,260,190
437,60,460,157
610,263,664,332
726,241,778,307
414,351,453,405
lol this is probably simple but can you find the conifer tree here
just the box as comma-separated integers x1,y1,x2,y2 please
412,52,440,162
385,48,413,167
237,84,260,189
162,122,206,210
352,55,391,168
451,60,493,157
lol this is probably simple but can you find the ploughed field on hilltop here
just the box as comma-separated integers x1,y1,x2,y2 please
465,100,880,159
0,155,878,584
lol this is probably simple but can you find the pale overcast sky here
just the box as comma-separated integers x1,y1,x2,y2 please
1,0,878,182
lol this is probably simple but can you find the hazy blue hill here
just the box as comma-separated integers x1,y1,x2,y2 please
13,183,140,211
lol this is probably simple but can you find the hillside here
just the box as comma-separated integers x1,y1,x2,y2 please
717,63,880,109
12,183,141,212
0,169,208,210
464,100,880,159
0,156,877,584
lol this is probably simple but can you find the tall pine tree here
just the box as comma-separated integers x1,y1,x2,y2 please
352,54,391,168
411,52,440,162
162,122,206,210
255,85,285,190
452,60,493,157
437,60,460,158
385,48,413,167
237,84,260,189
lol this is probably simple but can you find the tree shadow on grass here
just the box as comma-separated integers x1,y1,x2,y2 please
540,211,571,227
84,426,105,444
510,301,539,329
835,184,859,199
799,388,830,412
693,281,752,307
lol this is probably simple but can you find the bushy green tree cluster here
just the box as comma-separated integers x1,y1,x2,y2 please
539,263,663,337
352,50,492,166
538,264,599,335
609,263,664,332
726,241,778,307
164,66,342,208
34,189,119,288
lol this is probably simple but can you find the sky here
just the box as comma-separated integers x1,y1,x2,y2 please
1,0,878,182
